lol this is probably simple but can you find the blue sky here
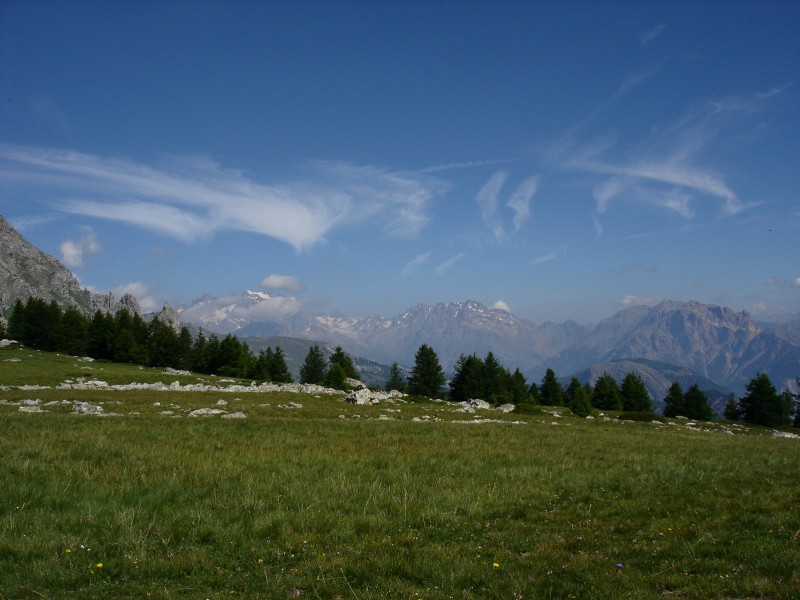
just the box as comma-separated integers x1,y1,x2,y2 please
1,1,798,323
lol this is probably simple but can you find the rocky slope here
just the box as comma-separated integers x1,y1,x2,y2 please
0,214,139,318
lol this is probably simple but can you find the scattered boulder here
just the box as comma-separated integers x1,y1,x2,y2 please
497,403,515,413
278,402,303,409
221,411,247,419
188,408,227,417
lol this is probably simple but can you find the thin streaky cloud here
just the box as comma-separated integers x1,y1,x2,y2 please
0,145,445,251
474,171,507,221
507,175,539,232
434,252,466,276
639,24,665,46
418,159,517,174
402,251,432,275
532,252,556,266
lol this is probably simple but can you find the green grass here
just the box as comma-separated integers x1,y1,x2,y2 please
1,344,799,599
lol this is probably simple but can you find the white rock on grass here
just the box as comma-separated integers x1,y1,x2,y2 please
221,412,247,419
188,408,227,417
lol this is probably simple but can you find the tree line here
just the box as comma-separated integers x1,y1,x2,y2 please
4,298,799,427
3,297,292,382
382,343,800,427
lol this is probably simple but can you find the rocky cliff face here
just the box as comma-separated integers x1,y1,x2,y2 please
0,214,138,317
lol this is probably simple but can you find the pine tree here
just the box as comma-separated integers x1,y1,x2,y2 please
565,377,593,417
60,306,89,356
723,393,740,421
270,346,292,383
385,362,407,393
482,352,509,405
328,346,359,381
508,368,530,405
662,382,686,418
323,363,349,390
449,354,484,403
619,372,652,412
540,368,565,406
591,372,622,410
528,382,541,404
253,347,274,381
739,373,790,427
408,344,445,398
300,345,327,385
683,384,715,421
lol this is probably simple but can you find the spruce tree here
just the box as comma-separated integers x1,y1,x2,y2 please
323,363,349,390
508,368,529,405
620,372,653,412
408,344,445,398
385,362,407,393
683,384,715,421
591,372,622,410
449,354,484,403
662,382,686,418
528,382,541,404
300,345,327,385
328,346,359,381
482,352,509,404
565,377,592,417
540,368,565,406
739,373,789,427
270,346,293,383
723,393,741,421
60,306,89,356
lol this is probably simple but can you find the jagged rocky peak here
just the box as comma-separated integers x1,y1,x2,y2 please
156,302,181,331
0,214,141,317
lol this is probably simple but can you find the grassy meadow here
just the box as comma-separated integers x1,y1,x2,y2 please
1,344,798,599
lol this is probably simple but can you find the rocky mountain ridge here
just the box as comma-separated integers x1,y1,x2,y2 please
0,215,141,319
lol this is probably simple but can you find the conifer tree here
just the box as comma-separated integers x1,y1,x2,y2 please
540,368,565,406
408,343,445,398
508,368,530,405
482,352,509,405
620,372,653,412
449,354,484,403
270,346,293,383
565,377,593,417
300,345,327,384
739,373,789,427
723,393,740,421
528,382,541,404
591,372,622,410
683,383,715,421
60,306,89,356
662,382,686,418
323,363,349,390
328,346,359,381
385,362,407,393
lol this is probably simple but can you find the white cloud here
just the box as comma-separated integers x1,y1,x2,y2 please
178,293,302,333
639,24,665,46
507,176,538,232
532,252,556,265
475,171,507,221
474,171,538,242
0,146,445,251
434,252,466,276
492,300,511,312
402,251,432,275
260,274,304,293
621,294,660,306
111,281,159,313
59,231,101,268
752,302,768,313
794,277,800,287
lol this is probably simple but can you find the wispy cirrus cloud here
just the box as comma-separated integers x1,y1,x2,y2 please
561,86,789,224
474,172,539,242
434,252,466,276
0,145,446,251
402,251,432,276
639,24,665,46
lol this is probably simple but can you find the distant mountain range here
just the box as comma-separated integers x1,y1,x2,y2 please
2,213,798,411
175,288,800,405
